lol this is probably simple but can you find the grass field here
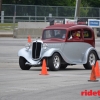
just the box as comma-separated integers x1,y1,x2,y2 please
0,23,18,31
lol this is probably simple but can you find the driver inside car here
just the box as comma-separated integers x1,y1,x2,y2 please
69,31,80,40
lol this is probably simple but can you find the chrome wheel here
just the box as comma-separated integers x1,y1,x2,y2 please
89,53,96,66
83,51,97,69
53,55,60,69
47,53,61,71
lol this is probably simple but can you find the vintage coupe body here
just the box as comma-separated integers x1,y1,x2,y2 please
18,24,100,71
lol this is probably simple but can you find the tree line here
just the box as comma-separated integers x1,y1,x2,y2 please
2,0,100,7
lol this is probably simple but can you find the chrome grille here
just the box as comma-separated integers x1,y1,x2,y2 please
32,42,41,59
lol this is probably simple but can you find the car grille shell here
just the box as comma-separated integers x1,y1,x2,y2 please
32,42,42,59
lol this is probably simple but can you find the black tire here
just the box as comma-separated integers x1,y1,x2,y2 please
47,53,61,71
19,57,31,70
60,64,68,70
83,51,97,69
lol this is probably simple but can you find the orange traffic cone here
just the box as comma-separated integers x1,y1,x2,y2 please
27,35,32,43
88,65,98,82
40,59,48,75
95,61,100,78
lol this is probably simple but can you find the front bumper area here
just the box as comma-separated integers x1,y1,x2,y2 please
25,61,42,67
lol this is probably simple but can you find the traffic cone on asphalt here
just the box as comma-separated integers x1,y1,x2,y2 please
95,61,100,78
40,59,48,75
27,35,32,43
88,65,99,82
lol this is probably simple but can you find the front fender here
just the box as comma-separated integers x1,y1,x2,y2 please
18,48,32,63
18,48,31,58
42,48,73,63
18,48,41,65
83,47,100,64
42,48,62,57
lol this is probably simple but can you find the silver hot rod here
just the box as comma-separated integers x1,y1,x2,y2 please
18,24,100,71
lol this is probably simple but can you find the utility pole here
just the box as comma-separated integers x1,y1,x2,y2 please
74,0,81,20
0,0,2,23
0,0,2,15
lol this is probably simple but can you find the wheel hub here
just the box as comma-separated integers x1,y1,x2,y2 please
89,53,96,66
53,55,60,68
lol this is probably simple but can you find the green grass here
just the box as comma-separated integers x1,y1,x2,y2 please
0,23,18,31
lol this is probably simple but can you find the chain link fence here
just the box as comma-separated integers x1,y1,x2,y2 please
0,4,100,33
1,4,100,23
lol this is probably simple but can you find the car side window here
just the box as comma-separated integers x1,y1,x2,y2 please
68,29,81,40
83,29,92,38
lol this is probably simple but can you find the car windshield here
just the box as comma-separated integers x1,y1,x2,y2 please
42,29,67,39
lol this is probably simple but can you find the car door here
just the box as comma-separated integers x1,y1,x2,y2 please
62,29,87,64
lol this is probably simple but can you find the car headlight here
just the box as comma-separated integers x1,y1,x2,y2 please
43,43,48,49
25,43,31,51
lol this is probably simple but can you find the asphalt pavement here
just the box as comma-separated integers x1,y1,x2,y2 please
0,37,100,100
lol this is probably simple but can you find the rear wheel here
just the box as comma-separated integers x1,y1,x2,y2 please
19,57,31,70
83,51,97,69
47,53,61,71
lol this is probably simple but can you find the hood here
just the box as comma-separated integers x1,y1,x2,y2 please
42,38,65,43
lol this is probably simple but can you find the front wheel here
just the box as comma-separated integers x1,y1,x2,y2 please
83,51,97,69
19,57,31,70
47,53,61,71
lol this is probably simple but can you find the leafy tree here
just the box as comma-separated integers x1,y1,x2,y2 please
2,0,76,6
2,0,100,7
84,0,100,7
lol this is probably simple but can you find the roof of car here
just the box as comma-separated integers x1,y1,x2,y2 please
46,24,76,28
45,24,92,30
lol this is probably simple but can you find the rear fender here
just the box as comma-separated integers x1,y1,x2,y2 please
83,47,100,64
